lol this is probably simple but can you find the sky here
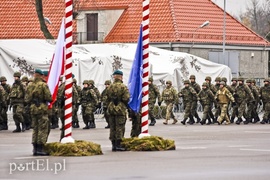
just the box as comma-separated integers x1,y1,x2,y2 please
212,0,265,17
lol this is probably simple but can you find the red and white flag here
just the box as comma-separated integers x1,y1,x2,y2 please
47,18,65,108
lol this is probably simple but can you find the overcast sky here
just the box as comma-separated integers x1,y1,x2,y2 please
212,0,265,17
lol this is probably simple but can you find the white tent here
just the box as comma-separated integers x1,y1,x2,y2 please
0,39,231,92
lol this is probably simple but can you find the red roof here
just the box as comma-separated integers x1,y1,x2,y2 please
0,0,268,46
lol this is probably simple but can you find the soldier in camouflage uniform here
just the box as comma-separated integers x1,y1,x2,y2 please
79,80,98,129
204,76,216,123
148,77,161,126
251,79,261,123
21,76,32,130
9,72,26,132
198,82,217,125
234,77,255,125
179,80,198,125
107,70,130,151
25,69,52,156
0,85,6,130
72,78,81,128
213,77,221,122
0,76,10,130
101,80,111,128
259,78,270,124
229,78,238,123
189,75,201,123
160,80,178,125
89,80,101,128
215,81,235,125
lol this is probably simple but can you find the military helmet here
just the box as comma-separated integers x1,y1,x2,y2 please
220,81,225,85
231,77,238,81
0,76,7,82
73,78,77,84
183,80,190,84
264,78,270,82
238,77,244,82
89,80,95,85
166,80,172,85
215,77,221,82
205,76,212,81
221,77,227,82
246,79,252,83
189,75,196,79
251,79,256,84
28,78,34,82
148,77,153,82
13,71,21,78
104,80,111,85
202,82,209,87
83,80,89,85
21,76,28,82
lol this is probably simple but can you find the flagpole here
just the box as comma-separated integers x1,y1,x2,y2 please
61,0,74,143
139,0,150,138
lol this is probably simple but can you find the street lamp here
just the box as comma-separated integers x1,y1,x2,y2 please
189,21,210,52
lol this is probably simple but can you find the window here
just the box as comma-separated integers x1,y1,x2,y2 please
86,13,98,41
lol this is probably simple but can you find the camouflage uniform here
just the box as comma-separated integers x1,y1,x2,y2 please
204,76,216,123
25,69,52,156
0,76,9,130
179,80,198,125
101,80,111,128
9,72,26,132
161,80,178,125
129,109,141,138
79,80,97,129
189,75,201,123
214,77,221,121
234,78,255,125
251,79,261,123
89,80,101,128
215,81,235,125
198,82,216,125
21,76,32,130
229,78,238,123
72,78,81,128
148,77,161,126
107,70,130,151
259,78,270,124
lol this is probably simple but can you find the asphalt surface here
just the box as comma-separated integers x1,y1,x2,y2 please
1,113,270,180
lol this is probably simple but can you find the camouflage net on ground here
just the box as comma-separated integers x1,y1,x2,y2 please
44,140,103,156
121,136,176,151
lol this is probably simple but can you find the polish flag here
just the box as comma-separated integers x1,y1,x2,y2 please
47,18,65,108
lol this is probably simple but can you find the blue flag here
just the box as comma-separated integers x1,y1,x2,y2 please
128,25,143,113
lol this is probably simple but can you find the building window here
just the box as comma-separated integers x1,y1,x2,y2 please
86,13,98,41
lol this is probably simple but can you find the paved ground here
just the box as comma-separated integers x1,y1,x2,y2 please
1,114,270,180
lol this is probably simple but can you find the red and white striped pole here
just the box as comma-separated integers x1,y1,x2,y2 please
139,0,150,137
61,0,74,143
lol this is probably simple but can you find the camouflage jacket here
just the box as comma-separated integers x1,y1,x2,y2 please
9,80,26,104
248,85,260,103
229,83,237,93
198,87,216,105
215,87,235,104
235,84,254,103
107,79,130,116
57,83,79,108
80,87,98,107
190,82,201,94
91,86,101,102
225,84,234,94
260,85,270,103
149,84,161,104
101,87,109,108
179,86,197,103
161,86,178,104
0,85,6,107
209,83,217,95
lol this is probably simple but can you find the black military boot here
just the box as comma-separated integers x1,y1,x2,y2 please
260,119,268,124
13,123,21,133
105,124,110,129
212,117,218,124
89,121,96,128
181,118,187,125
36,144,49,156
115,140,126,151
188,116,195,125
32,143,38,156
200,119,206,125
195,114,201,123
74,122,80,128
149,118,156,126
243,118,250,125
21,123,26,132
111,140,116,152
230,117,235,123
235,117,243,125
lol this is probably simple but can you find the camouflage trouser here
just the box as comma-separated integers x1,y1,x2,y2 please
12,104,24,124
214,106,221,118
109,115,126,141
23,105,31,126
217,103,230,123
32,112,50,144
245,102,255,119
72,104,79,123
183,102,192,119
202,104,211,120
165,102,175,120
237,100,246,118
130,112,141,138
263,102,270,120
81,104,94,125
148,102,155,120
1,107,8,125
230,104,238,119
191,101,200,119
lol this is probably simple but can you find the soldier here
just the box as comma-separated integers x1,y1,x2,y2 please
107,70,130,151
148,77,161,126
214,77,221,122
215,81,236,125
250,79,261,123
25,69,52,156
21,76,28,86
101,80,111,128
21,75,32,130
259,78,270,124
129,108,141,138
198,82,217,125
0,76,10,130
189,75,201,123
0,85,6,130
160,80,178,125
72,78,81,128
9,72,26,132
89,80,101,128
79,80,98,129
229,78,238,123
205,76,217,95
234,77,255,125
179,80,198,125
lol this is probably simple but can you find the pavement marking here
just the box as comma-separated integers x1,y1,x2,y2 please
240,148,270,152
244,131,270,134
228,145,252,148
177,147,207,150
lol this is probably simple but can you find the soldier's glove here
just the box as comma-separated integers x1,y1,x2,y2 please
232,102,237,107
158,102,162,106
